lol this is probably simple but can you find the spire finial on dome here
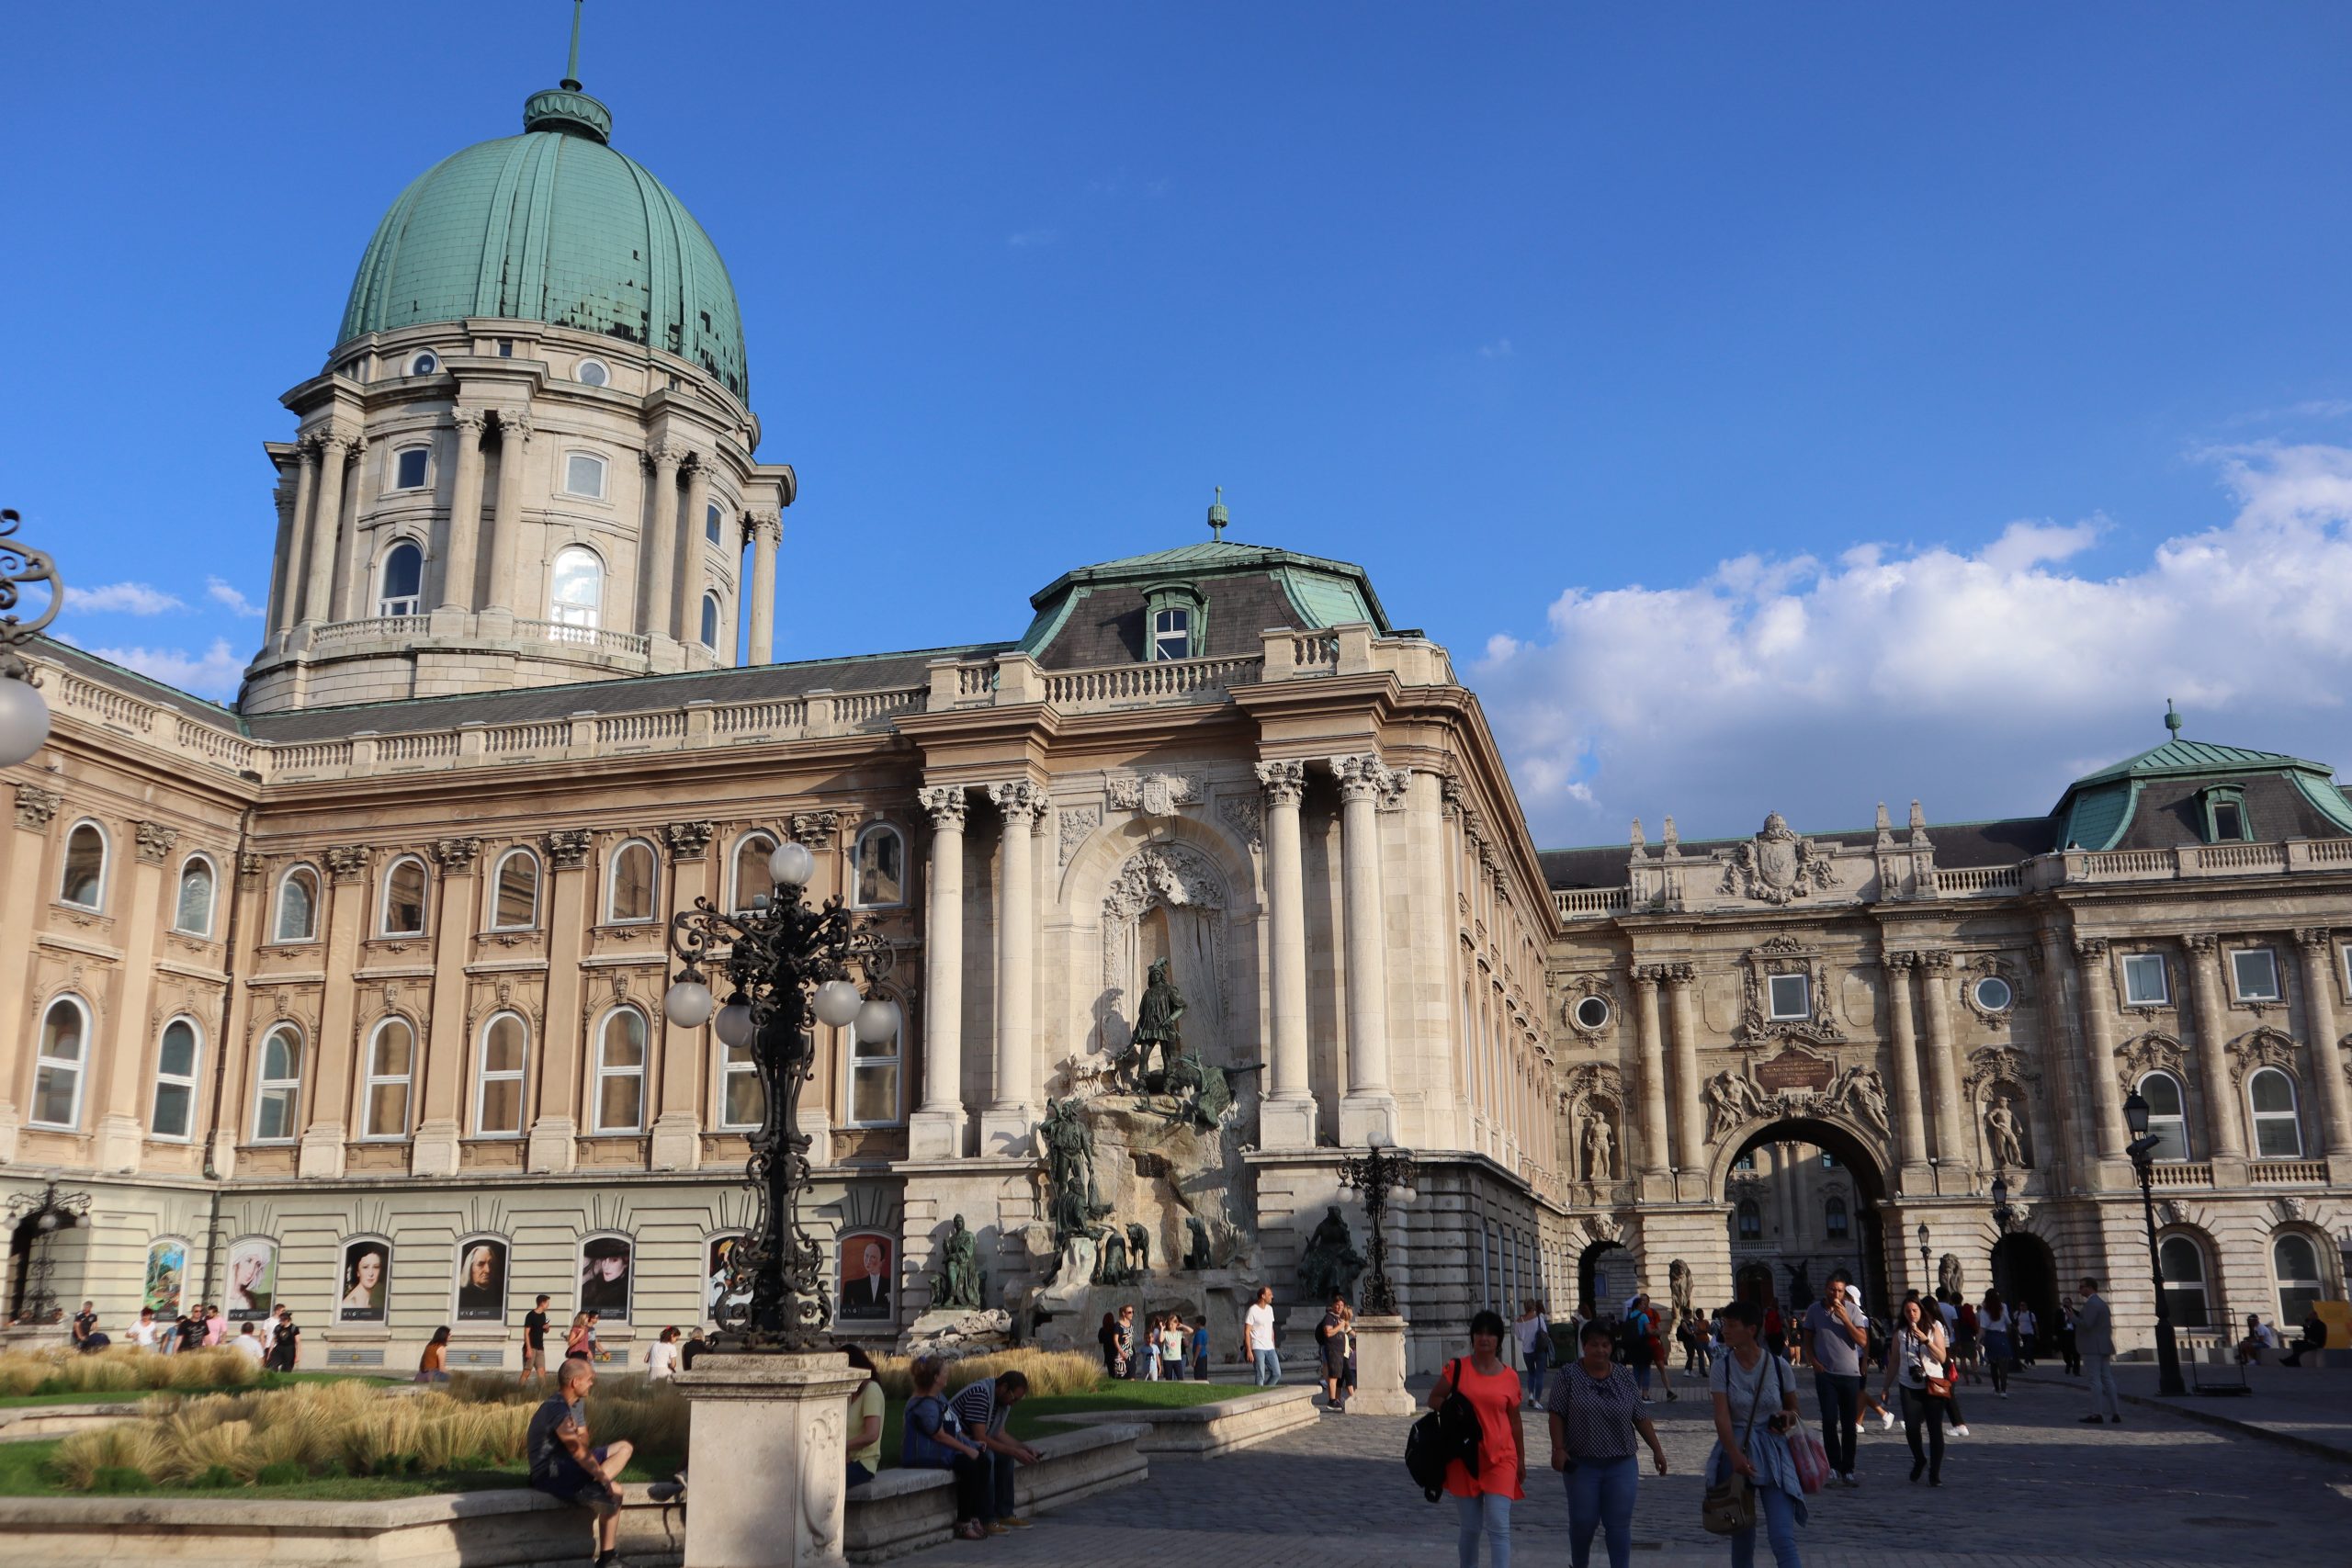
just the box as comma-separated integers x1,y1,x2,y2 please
525,0,611,142
2165,697,2183,739
1206,486,1228,540
561,0,585,91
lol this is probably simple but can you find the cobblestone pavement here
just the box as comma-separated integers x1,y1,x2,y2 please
949,1373,2352,1567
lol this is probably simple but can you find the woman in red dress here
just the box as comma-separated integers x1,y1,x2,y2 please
1430,1309,1527,1568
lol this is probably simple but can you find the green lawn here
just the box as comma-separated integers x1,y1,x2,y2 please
0,1438,684,1500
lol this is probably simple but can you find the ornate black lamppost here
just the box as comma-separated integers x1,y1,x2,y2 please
2121,1089,2188,1396
663,841,895,1352
1338,1144,1415,1315
0,510,64,769
1990,1174,2017,1235
6,1179,91,1326
1917,1222,1932,1297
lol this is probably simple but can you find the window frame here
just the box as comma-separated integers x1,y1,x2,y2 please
1572,995,1611,1032
360,1016,417,1140
378,853,429,939
705,501,725,546
718,1032,765,1132
2230,946,2282,1003
844,999,905,1129
274,864,322,944
172,853,217,938
473,1010,530,1139
407,351,439,378
31,995,93,1132
252,1024,304,1144
605,839,659,924
1736,1200,1762,1240
1823,1195,1849,1240
2157,1234,2213,1329
2137,1070,2192,1162
1766,971,1811,1021
592,1007,650,1134
548,543,605,636
2121,952,2170,1006
575,357,611,388
488,848,540,931
390,445,431,493
376,538,425,616
1141,581,1204,661
2200,785,2254,844
561,450,608,500
1972,975,2013,1013
2246,1066,2303,1158
849,823,906,910
150,1015,202,1142
56,818,108,911
699,592,721,650
729,831,778,914
2272,1233,2325,1325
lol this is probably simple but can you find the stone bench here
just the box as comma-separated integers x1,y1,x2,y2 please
1046,1384,1320,1457
0,1404,141,1442
838,1421,1149,1562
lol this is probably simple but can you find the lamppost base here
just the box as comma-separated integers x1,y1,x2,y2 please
1346,1314,1419,1416
673,1351,865,1568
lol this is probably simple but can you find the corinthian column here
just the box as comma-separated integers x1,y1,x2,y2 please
273,440,319,641
434,407,491,615
485,410,533,615
1330,754,1397,1146
1666,964,1705,1188
2074,938,2127,1176
909,785,968,1160
677,456,711,645
1918,950,1967,1171
1256,760,1316,1149
2183,934,2245,1162
981,781,1046,1154
745,509,781,663
1630,965,1671,1189
300,427,356,627
2296,930,2352,1161
639,442,686,640
1882,949,1930,1189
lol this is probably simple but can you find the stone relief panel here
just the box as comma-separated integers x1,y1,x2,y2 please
1716,813,1838,904
1057,806,1101,869
2225,1026,2298,1086
1736,935,1845,1046
2115,1030,2188,1098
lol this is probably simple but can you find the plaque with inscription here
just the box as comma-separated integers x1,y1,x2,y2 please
1753,1046,1834,1094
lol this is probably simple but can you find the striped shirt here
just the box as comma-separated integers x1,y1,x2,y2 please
1544,1361,1641,1459
947,1379,1007,1438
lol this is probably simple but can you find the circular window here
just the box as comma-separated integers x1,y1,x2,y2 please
409,352,438,377
1572,995,1611,1032
1973,976,2013,1012
577,358,611,388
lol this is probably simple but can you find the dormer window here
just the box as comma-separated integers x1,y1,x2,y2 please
2201,786,2252,843
1142,581,1204,661
1152,608,1190,661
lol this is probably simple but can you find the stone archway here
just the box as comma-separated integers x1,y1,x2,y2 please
1719,1115,1895,1319
1990,1230,2059,1330
1577,1237,1638,1320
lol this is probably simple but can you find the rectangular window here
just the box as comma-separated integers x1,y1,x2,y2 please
2122,953,2169,1006
1767,972,1810,1020
721,1038,764,1129
2231,948,2281,1002
1151,608,1190,661
564,452,606,498
151,1021,199,1140
848,1015,902,1125
2211,799,2247,840
394,447,428,490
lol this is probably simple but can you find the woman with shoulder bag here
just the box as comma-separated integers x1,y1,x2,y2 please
1430,1310,1525,1568
1548,1319,1668,1568
1879,1296,1951,1486
901,1355,993,1540
1704,1301,1807,1568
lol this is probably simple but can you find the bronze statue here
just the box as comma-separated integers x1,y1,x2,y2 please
1125,1222,1151,1277
931,1214,983,1311
1092,1224,1135,1286
1296,1205,1365,1304
1039,1098,1103,1245
1183,1214,1214,1270
1128,957,1186,1086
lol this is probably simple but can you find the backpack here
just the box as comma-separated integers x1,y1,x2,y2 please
1404,1358,1483,1503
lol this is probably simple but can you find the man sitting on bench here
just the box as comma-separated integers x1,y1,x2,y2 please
2279,1309,2328,1368
527,1357,636,1568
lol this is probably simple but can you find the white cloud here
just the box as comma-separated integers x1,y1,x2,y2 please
1478,338,1514,359
81,638,244,700
1475,443,2352,845
1006,229,1059,249
66,581,184,615
206,577,265,617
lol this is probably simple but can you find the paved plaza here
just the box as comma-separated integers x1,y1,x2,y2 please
954,1373,2352,1568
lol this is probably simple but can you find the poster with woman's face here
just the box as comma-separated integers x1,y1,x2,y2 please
143,1238,187,1317
579,1236,633,1321
707,1235,752,1319
838,1233,893,1321
339,1239,390,1322
455,1238,508,1322
225,1237,277,1320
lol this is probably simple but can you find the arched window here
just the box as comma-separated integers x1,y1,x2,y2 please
58,821,106,909
2137,1071,2191,1161
2273,1234,2324,1324
549,545,603,638
276,866,321,943
475,1012,528,1136
594,1009,648,1132
852,824,904,908
173,855,216,937
363,1018,415,1138
706,501,724,545
2158,1235,2211,1327
253,1025,303,1141
606,840,656,923
490,849,539,930
730,832,776,913
377,540,424,616
848,1001,903,1126
700,593,720,649
152,1018,201,1139
1824,1196,1849,1240
1736,1201,1762,1240
2247,1067,2302,1158
32,997,90,1130
379,855,427,937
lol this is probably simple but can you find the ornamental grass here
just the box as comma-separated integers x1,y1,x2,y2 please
870,1348,1102,1400
0,1347,264,1398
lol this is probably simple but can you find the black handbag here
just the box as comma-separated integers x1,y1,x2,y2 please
1405,1357,1484,1502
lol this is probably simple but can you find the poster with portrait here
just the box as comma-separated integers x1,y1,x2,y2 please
454,1237,509,1323
338,1238,390,1322
707,1234,752,1321
142,1237,187,1317
579,1235,633,1322
224,1236,277,1321
837,1232,893,1322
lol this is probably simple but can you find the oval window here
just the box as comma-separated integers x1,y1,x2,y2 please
409,351,438,377
577,359,610,388
1973,976,2013,1012
1573,995,1611,1031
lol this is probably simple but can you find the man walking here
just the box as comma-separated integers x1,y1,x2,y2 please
1317,1293,1349,1411
522,1294,552,1384
2075,1278,2120,1425
1245,1286,1280,1387
1804,1267,1867,1485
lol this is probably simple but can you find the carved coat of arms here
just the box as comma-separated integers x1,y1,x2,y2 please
1721,813,1836,904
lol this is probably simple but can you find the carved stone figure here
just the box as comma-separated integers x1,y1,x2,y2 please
1938,1252,1963,1302
1039,1099,1103,1245
932,1215,983,1311
1720,812,1838,904
1704,1068,1771,1142
1668,1258,1693,1325
1183,1215,1214,1270
1582,1112,1615,1181
1127,957,1186,1087
1985,1096,2027,1168
1297,1205,1365,1304
1826,1066,1891,1138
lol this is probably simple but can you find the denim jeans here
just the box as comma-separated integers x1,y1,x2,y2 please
1521,1349,1549,1405
984,1448,1018,1517
1813,1370,1860,1476
1729,1480,1801,1568
1563,1454,1636,1568
1454,1491,1512,1568
1253,1348,1282,1386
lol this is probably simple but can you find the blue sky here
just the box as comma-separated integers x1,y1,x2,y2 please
8,3,2352,842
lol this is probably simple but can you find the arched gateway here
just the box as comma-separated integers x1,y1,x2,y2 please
1718,1115,1895,1320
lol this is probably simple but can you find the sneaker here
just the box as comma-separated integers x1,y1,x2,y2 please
987,1523,1011,1536
1846,1472,1860,1487
1001,1517,1033,1529
1881,1410,1897,1431
2077,1413,2106,1424
1951,1425,1971,1438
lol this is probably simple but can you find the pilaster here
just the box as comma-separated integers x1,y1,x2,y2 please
909,785,968,1160
413,836,480,1177
527,827,590,1173
1256,760,1317,1149
299,845,371,1179
1331,754,1397,1147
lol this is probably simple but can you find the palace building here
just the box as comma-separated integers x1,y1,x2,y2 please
3,51,2346,1374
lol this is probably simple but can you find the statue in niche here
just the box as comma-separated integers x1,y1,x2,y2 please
1297,1206,1366,1305
1183,1215,1214,1270
1040,1099,1106,1246
1125,957,1187,1089
1582,1111,1616,1181
1938,1252,1964,1303
932,1215,983,1311
1125,1223,1152,1277
1985,1096,2028,1169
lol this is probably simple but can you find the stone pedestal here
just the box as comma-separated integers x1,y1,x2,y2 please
1347,1314,1417,1416
1258,1097,1318,1151
673,1351,865,1568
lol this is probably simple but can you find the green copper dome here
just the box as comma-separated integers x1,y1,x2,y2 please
337,87,748,398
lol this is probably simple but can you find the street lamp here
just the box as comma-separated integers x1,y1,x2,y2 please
665,840,891,1352
2121,1089,2188,1397
1338,1144,1415,1315
0,510,63,768
1917,1222,1932,1296
1990,1174,2016,1235
4,1179,91,1325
